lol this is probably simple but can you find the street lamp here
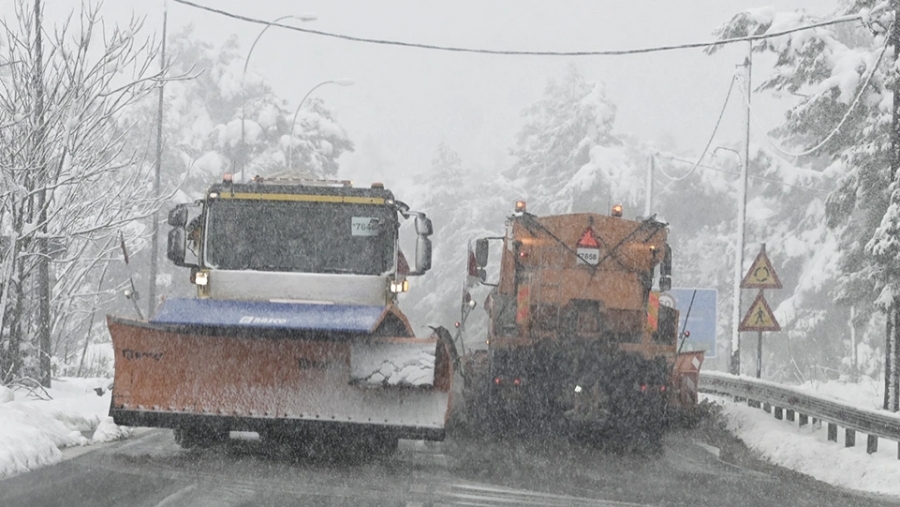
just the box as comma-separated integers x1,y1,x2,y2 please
715,146,748,375
240,13,317,182
288,78,354,171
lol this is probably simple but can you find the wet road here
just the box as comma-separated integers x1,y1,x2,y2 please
1,419,897,507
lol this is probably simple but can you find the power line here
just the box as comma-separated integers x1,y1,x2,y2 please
654,76,736,182
658,154,832,194
735,26,891,159
173,0,864,57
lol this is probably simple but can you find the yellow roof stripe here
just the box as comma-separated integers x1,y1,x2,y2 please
217,192,385,205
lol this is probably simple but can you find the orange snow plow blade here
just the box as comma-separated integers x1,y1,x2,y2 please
108,313,454,441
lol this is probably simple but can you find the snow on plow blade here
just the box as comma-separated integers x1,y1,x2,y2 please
107,299,453,440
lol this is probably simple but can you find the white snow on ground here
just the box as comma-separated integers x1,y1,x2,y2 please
0,377,131,479
704,377,900,498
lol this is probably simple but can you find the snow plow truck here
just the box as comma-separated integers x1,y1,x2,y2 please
453,201,703,445
107,175,454,452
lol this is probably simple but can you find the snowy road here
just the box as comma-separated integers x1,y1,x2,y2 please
0,423,896,507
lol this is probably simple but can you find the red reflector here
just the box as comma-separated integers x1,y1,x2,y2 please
494,377,501,385
519,251,527,258
513,378,521,386
640,384,648,392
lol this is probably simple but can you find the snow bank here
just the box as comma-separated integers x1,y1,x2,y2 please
0,377,131,479
706,386,900,498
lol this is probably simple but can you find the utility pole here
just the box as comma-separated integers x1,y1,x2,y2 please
887,0,900,411
149,7,167,319
644,153,654,218
731,43,752,375
34,0,51,388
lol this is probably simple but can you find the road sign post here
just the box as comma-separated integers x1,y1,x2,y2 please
739,244,782,378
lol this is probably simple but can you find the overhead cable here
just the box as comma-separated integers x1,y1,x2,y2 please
735,27,891,159
653,76,736,182
658,154,831,194
173,0,864,57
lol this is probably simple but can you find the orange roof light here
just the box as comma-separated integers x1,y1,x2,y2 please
222,173,233,183
611,204,623,217
515,200,527,213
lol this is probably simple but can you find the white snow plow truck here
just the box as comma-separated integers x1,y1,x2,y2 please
107,175,454,452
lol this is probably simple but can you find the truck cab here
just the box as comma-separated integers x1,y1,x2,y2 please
166,175,432,306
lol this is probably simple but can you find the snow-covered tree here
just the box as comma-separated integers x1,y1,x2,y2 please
157,26,354,202
404,144,510,349
709,3,897,401
0,2,167,385
507,66,642,216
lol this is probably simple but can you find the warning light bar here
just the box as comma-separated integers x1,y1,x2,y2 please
515,200,527,215
611,204,623,217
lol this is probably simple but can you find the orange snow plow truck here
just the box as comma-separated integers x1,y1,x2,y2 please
456,201,703,444
107,176,454,451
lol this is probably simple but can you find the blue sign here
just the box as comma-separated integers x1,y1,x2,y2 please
660,288,717,358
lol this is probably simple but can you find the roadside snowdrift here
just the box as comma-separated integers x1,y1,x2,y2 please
705,378,900,498
0,377,131,479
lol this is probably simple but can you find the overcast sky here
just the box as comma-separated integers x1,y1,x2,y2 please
25,0,835,191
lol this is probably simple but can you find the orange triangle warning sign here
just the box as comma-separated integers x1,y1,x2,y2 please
739,291,781,332
740,245,782,289
577,228,599,248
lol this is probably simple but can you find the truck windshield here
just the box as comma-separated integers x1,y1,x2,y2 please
203,199,396,275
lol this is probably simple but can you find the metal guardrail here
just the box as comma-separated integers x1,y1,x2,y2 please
699,371,900,459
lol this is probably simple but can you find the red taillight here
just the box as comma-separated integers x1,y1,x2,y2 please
640,384,648,392
660,385,667,392
494,377,501,385
513,378,521,386
519,251,528,258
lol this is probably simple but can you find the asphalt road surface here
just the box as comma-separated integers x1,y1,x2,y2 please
1,415,897,507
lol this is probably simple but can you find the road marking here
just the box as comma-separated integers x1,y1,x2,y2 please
427,482,648,506
153,483,197,507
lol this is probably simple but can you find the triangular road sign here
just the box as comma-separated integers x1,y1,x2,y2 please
739,291,781,332
741,245,782,289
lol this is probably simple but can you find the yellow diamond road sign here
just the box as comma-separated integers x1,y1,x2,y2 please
739,291,781,332
741,245,782,289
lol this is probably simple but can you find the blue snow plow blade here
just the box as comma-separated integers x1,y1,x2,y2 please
150,298,387,333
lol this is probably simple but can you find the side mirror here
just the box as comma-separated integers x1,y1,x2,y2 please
167,205,189,227
410,236,432,275
659,243,672,292
475,239,489,268
415,215,433,236
167,228,186,266
659,275,672,293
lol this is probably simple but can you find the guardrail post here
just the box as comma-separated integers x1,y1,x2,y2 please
763,402,771,413
827,423,837,442
867,435,877,454
845,429,855,447
799,414,808,427
786,409,795,422
774,407,783,420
